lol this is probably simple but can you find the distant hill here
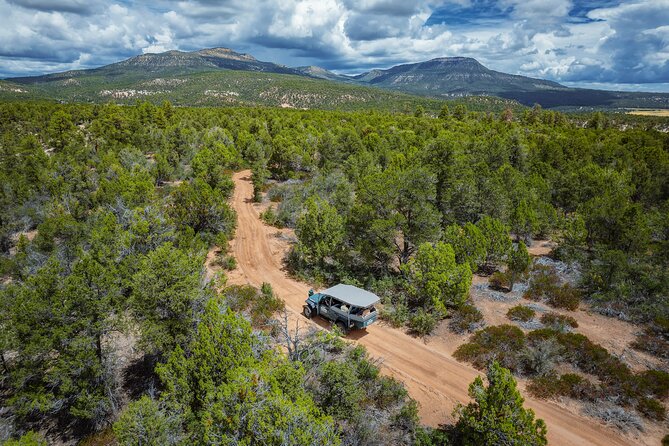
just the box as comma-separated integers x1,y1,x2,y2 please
351,57,669,109
352,57,565,95
4,47,669,110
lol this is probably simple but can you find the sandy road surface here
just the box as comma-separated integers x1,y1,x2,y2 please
225,170,643,446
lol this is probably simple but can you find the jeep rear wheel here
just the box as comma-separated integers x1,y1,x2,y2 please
335,320,349,335
303,305,313,319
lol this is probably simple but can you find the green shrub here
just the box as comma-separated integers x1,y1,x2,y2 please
540,312,578,331
214,254,237,270
409,308,438,337
662,434,669,446
454,325,526,372
223,284,284,327
380,299,410,328
260,206,283,228
489,271,511,291
348,345,380,381
317,360,364,420
507,305,536,322
450,303,484,333
374,376,409,409
251,282,285,326
636,369,669,399
3,431,47,446
547,284,580,311
524,265,560,301
631,321,669,359
636,397,666,421
527,373,597,401
524,265,580,310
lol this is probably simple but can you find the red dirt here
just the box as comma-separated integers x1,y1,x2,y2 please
221,170,661,446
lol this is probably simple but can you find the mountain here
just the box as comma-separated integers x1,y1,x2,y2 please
4,47,669,110
295,66,352,83
351,57,669,109
9,47,305,84
353,57,565,95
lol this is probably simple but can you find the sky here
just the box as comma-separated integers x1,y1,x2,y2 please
1,0,668,92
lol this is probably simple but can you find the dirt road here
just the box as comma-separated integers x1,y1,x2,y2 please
226,170,643,446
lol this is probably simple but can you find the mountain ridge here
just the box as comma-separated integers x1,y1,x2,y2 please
4,47,669,110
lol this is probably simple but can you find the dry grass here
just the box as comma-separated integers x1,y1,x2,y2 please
626,109,669,117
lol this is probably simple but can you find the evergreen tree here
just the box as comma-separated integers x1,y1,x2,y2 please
454,361,548,445
404,242,472,314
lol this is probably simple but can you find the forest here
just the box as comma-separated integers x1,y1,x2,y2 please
0,100,668,445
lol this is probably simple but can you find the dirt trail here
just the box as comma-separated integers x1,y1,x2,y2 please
225,170,647,446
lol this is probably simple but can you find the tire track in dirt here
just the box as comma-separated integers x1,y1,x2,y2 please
225,170,642,446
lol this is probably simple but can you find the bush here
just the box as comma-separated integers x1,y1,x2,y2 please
409,308,438,337
374,375,409,409
489,271,511,291
521,338,563,376
547,284,580,311
524,265,580,310
631,318,669,359
524,265,560,301
528,373,597,401
223,284,285,327
450,303,484,334
507,305,536,322
214,254,237,270
454,325,526,372
540,312,578,332
632,330,669,359
636,369,669,399
663,434,669,446
636,397,666,421
317,360,364,420
379,298,410,328
582,403,644,432
3,432,47,446
260,206,283,228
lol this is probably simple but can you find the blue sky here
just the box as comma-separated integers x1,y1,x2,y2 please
1,0,668,92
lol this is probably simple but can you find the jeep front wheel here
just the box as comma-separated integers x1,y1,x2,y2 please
303,305,313,319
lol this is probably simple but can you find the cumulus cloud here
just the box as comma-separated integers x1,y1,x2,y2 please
0,0,667,91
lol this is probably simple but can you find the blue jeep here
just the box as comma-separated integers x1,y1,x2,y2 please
303,284,379,333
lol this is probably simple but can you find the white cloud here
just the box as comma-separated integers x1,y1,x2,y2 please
0,0,666,91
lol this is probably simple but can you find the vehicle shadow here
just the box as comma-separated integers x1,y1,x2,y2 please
307,315,370,340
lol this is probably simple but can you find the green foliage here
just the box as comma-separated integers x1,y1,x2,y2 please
508,242,531,290
489,271,512,291
636,397,666,421
449,303,484,334
3,431,47,446
453,361,548,446
114,396,183,446
454,325,526,372
442,223,487,272
409,308,439,337
507,305,536,322
154,298,340,445
524,264,581,310
476,216,512,270
351,163,441,267
131,242,204,356
295,196,345,268
403,242,472,314
316,360,364,421
223,284,285,327
527,373,597,400
540,312,578,332
169,178,236,237
379,296,410,328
